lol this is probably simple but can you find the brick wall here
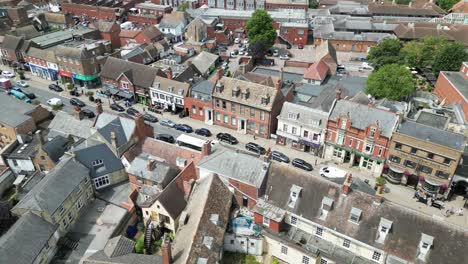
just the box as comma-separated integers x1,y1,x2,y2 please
314,38,377,53
434,72,468,122
253,212,281,232
279,25,308,46
184,97,212,122
127,14,161,25
228,178,258,208
33,147,56,172
284,60,312,68
61,3,117,20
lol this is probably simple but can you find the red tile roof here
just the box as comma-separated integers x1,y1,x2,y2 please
303,60,329,81
119,30,140,39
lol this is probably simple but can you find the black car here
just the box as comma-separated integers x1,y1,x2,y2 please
70,98,85,107
143,113,158,123
195,128,211,137
271,150,290,163
82,109,95,118
24,92,36,99
48,84,63,92
245,142,266,155
292,158,313,171
174,124,193,133
110,103,125,112
126,107,140,116
156,134,175,144
118,113,133,119
216,133,238,145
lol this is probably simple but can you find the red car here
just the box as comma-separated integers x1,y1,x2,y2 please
298,44,304,49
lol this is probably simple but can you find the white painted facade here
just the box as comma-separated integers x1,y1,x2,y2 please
150,86,185,112
142,200,178,233
7,158,35,174
224,233,263,256
157,23,185,37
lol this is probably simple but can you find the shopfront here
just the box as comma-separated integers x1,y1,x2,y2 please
385,165,404,184
299,139,321,156
73,74,100,88
30,63,52,80
136,92,148,105
48,69,58,81
59,70,73,84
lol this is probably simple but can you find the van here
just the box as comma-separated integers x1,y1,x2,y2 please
10,89,30,103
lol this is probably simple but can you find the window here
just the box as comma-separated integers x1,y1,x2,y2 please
232,117,237,125
283,29,289,34
419,165,433,174
303,130,309,138
292,127,297,134
389,155,401,163
230,240,234,244
290,216,297,225
436,170,449,179
404,160,416,168
298,29,305,35
364,144,373,153
302,256,310,264
39,164,45,171
231,103,236,112
12,160,18,166
443,158,451,165
199,107,203,115
313,133,319,141
315,227,323,236
320,259,328,264
224,114,229,123
343,239,351,248
159,213,170,223
288,112,298,120
378,148,383,157
281,245,288,255
260,111,265,121
263,216,270,227
340,119,347,129
333,147,342,158
250,108,255,118
370,127,376,137
159,94,165,100
250,122,255,130
372,251,381,261
92,159,103,167
216,112,221,121
121,82,129,90
411,148,417,154
259,125,265,134
349,138,353,147
62,219,67,227
59,206,65,215
222,100,226,109
283,124,288,132
240,105,244,114
336,134,344,145
93,175,110,189
215,99,220,108
192,105,196,114
427,153,434,159
68,211,73,221
395,142,402,150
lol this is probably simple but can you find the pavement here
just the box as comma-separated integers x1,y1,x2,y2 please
3,65,467,229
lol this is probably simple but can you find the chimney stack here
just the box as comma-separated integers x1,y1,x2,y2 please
135,114,149,140
183,179,195,200
161,235,172,264
335,88,342,100
342,173,352,195
216,66,223,80
110,131,117,149
35,130,44,145
275,79,282,91
147,159,155,171
201,141,212,156
165,67,173,80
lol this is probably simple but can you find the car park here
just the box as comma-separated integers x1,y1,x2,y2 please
48,84,63,92
216,133,238,145
82,109,95,118
160,119,176,128
47,98,63,106
2,71,14,78
271,151,290,163
143,113,158,123
110,103,125,112
70,98,85,107
292,158,313,171
319,166,347,178
156,134,175,144
174,124,193,133
126,107,140,116
280,54,290,60
16,80,28,87
195,128,211,137
245,142,266,155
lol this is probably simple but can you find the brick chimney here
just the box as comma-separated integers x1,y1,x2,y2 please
74,106,83,120
201,141,211,156
216,66,223,80
275,79,282,91
335,88,342,101
147,159,155,171
165,67,173,80
342,173,352,195
110,131,117,149
279,67,284,83
135,114,149,140
161,235,172,264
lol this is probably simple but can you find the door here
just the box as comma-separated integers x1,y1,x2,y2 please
242,195,248,207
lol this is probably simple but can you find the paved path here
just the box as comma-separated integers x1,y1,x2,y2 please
4,65,467,229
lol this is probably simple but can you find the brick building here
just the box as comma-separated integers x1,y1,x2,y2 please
434,62,468,123
93,20,121,49
205,0,307,10
277,22,308,46
185,80,215,124
25,47,59,81
0,35,32,65
324,99,399,175
60,1,133,21
212,76,292,139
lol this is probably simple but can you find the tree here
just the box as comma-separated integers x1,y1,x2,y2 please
177,2,189,12
420,36,449,67
308,0,318,8
436,0,459,11
433,42,468,74
367,39,403,69
248,40,268,64
401,41,424,68
366,64,414,101
245,10,277,49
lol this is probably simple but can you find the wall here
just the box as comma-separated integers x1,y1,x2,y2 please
228,178,258,208
7,158,35,174
60,3,117,20
184,97,212,122
223,233,263,256
0,169,15,197
33,147,56,173
284,60,311,68
264,234,318,264
142,199,177,232
314,38,377,53
279,25,307,46
434,72,468,123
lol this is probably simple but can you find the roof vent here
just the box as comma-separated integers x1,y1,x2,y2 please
349,207,362,224
376,217,392,243
288,184,302,208
210,214,219,225
418,234,434,260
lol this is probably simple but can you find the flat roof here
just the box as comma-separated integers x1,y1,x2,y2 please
193,8,307,21
30,27,96,48
442,71,468,101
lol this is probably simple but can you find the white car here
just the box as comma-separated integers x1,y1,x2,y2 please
221,62,229,70
279,54,290,60
234,38,241,44
243,38,249,44
16,80,28,87
2,71,15,78
230,51,237,58
47,98,63,106
319,166,347,179
239,50,245,55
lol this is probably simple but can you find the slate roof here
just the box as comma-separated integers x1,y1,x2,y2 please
397,120,465,150
329,100,398,138
152,76,190,95
255,163,468,264
6,135,41,160
0,211,57,264
127,153,180,187
0,93,37,128
27,47,57,63
191,80,215,96
93,20,118,33
304,60,329,81
42,135,71,163
190,51,219,74
94,112,136,148
13,156,89,215
1,35,22,50
369,3,444,16
158,11,187,29
48,111,95,139
440,71,468,100
141,26,162,40
415,111,448,129
252,67,303,83
100,57,160,89
172,175,232,264
155,179,187,219
103,236,136,258
74,140,125,179
198,149,269,188
278,102,328,130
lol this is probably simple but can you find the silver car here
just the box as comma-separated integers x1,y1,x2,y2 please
160,119,175,128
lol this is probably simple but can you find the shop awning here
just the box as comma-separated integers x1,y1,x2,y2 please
299,139,320,148
102,86,119,95
388,165,404,174
425,178,443,186
74,74,97,81
118,91,133,99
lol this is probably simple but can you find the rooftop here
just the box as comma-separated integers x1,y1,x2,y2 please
29,27,96,48
127,153,180,187
0,93,37,128
277,102,328,129
441,71,468,101
415,111,449,129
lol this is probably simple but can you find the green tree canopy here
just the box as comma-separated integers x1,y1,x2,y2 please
365,64,414,101
420,36,449,67
400,41,424,68
433,42,468,74
367,38,403,69
245,10,277,49
436,0,459,11
177,2,189,12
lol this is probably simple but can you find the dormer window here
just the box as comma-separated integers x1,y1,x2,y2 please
216,83,223,93
261,94,270,105
370,127,376,137
376,218,392,243
320,197,334,220
232,86,240,97
340,119,347,129
349,207,361,224
288,112,299,120
288,184,302,208
241,88,250,100
92,159,103,167
418,234,434,259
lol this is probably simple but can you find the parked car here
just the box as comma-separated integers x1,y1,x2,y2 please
70,97,85,107
245,142,266,155
239,50,245,55
234,37,241,44
2,71,14,78
271,151,290,163
273,49,279,57
47,98,63,106
110,103,125,112
24,92,35,99
160,119,176,128
174,124,193,133
126,107,140,116
243,38,249,44
16,80,28,87
195,128,211,137
298,44,304,49
292,158,313,171
156,134,175,144
279,54,290,60
82,109,95,118
216,133,238,145
143,113,158,123
118,113,133,119
286,43,292,49
48,84,63,92
319,166,347,179
221,61,229,70
11,87,24,93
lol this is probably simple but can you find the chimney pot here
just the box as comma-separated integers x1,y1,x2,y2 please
161,235,172,264
110,131,117,148
275,79,282,91
147,159,155,171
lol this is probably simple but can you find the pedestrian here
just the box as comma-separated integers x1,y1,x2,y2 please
414,191,420,199
450,207,455,215
81,89,84,95
315,159,317,166
253,135,256,140
458,208,463,216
